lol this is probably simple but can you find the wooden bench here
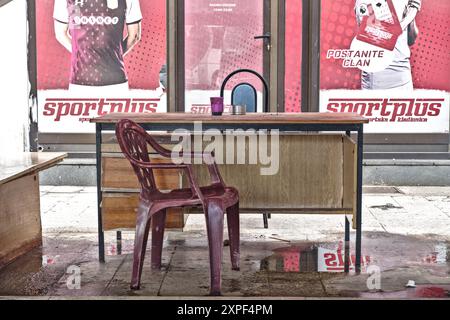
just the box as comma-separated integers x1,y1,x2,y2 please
0,152,67,268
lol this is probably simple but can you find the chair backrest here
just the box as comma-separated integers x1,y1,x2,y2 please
231,83,257,113
220,69,269,113
116,119,161,193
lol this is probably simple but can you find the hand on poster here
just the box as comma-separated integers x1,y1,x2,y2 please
356,0,402,51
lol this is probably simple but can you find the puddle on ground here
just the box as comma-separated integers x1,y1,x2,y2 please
42,255,60,266
1,232,449,297
415,286,450,298
261,242,372,273
261,241,450,274
359,285,450,299
423,243,449,265
106,239,134,256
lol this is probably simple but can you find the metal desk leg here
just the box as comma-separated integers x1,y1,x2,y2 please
96,124,105,263
344,130,351,274
117,231,122,255
355,125,364,273
344,215,350,273
263,213,269,229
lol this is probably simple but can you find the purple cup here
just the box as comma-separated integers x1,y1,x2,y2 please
210,97,224,116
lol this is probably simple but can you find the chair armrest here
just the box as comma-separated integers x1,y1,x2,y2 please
125,156,188,170
204,155,225,187
128,157,205,201
140,130,224,187
180,151,225,187
143,135,174,158
182,165,205,202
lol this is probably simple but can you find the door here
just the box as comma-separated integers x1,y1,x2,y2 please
184,0,271,113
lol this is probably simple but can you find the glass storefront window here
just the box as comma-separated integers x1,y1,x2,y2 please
184,0,265,113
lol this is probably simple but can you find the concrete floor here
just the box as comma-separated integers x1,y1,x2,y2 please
0,186,449,299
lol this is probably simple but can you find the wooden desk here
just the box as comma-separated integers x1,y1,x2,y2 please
0,152,67,268
91,113,368,272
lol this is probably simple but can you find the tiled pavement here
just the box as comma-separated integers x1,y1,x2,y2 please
0,186,449,298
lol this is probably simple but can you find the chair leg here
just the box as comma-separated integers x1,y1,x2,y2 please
151,209,167,270
131,202,152,290
205,200,225,296
226,202,240,271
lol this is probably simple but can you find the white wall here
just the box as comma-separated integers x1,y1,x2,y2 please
0,0,29,159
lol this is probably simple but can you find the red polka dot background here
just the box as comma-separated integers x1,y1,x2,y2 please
185,1,265,93
36,0,166,90
320,0,450,92
411,0,450,91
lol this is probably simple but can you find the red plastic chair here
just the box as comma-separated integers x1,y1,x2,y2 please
115,119,240,296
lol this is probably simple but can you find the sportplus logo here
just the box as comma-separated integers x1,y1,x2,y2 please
326,98,445,122
42,98,159,122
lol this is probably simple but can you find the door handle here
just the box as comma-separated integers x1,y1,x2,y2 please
254,32,271,51
254,32,271,40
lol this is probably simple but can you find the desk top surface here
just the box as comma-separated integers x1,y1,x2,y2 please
91,112,369,125
0,152,67,186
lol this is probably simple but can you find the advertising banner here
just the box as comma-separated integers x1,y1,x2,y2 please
320,0,450,133
36,0,167,133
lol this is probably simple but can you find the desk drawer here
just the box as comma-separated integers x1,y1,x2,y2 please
102,157,181,191
101,154,185,230
102,193,185,231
